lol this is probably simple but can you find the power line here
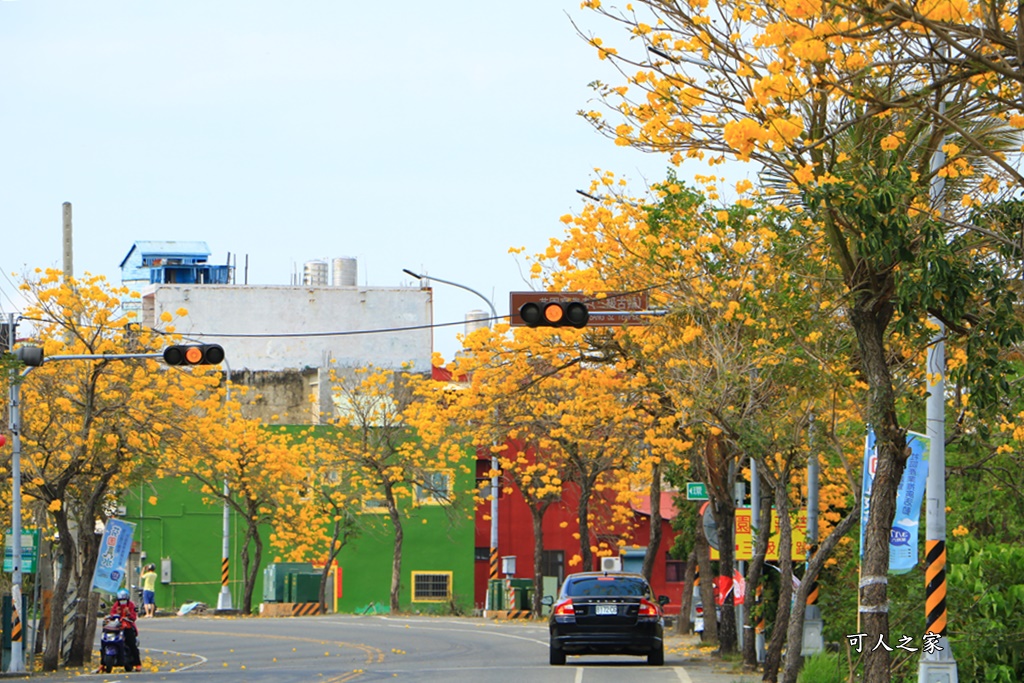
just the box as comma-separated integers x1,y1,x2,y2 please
16,283,672,341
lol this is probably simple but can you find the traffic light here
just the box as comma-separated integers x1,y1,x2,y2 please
162,344,225,366
13,346,44,367
518,301,589,328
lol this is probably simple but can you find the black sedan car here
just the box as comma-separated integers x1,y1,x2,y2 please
544,571,668,666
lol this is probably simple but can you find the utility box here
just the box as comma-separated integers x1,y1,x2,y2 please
287,572,321,604
263,562,313,603
507,578,533,610
161,557,172,584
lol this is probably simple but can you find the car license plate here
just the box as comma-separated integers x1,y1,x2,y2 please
595,604,617,615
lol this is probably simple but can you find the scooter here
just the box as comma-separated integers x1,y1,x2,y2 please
100,615,131,673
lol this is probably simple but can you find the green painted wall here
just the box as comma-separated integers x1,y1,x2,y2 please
119,451,475,614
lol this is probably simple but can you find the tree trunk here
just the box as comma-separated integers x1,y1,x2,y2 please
385,483,403,614
319,522,342,613
762,484,794,683
677,549,697,635
849,304,905,683
641,461,663,582
781,507,861,683
43,512,75,671
241,524,262,616
67,527,101,666
711,497,737,653
577,473,595,572
742,485,772,669
695,513,717,645
529,501,552,616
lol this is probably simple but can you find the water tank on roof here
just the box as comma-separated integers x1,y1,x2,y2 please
303,260,329,287
465,310,489,336
332,257,357,287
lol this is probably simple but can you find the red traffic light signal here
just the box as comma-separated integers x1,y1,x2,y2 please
518,301,589,328
163,344,225,366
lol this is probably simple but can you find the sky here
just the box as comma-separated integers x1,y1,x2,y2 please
0,1,673,362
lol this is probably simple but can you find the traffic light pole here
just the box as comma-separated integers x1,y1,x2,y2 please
218,358,234,612
403,269,503,609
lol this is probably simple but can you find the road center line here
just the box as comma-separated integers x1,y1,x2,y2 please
675,665,693,683
141,647,208,672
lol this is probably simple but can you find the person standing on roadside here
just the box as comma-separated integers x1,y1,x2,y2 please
140,564,158,618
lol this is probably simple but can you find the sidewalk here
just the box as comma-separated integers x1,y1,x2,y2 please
665,633,762,683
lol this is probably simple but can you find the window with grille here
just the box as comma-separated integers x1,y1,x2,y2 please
411,571,452,602
414,470,452,505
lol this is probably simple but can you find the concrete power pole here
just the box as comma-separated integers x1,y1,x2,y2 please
62,202,73,279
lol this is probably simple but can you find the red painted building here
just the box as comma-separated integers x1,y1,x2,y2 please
472,450,685,614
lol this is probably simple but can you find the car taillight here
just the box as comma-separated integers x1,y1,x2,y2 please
553,599,575,616
638,599,660,617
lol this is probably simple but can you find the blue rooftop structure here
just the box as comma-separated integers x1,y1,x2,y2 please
120,241,232,286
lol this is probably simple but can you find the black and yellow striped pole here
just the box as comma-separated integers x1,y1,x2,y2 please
919,315,958,679
216,480,234,611
924,540,946,636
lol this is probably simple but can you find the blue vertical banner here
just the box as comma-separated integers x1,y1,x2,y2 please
859,429,930,573
91,518,136,595
890,432,929,574
859,430,876,556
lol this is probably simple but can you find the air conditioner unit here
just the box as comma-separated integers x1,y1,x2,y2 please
600,556,622,572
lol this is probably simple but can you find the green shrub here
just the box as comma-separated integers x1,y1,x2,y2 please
946,537,1024,682
796,651,844,683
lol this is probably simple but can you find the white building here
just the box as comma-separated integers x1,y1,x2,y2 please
132,255,433,424
141,284,432,374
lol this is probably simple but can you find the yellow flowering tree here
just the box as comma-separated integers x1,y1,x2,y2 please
160,397,312,615
578,3,1024,678
317,366,449,614
268,425,362,613
5,270,219,669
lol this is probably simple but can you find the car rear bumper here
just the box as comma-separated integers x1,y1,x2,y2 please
551,621,663,655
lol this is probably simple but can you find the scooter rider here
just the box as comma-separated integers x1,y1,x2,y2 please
110,588,142,671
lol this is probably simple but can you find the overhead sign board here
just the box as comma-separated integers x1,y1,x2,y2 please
686,482,708,501
509,291,651,327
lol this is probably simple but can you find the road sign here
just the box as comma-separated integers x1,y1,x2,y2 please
4,528,39,574
686,482,708,501
509,291,652,327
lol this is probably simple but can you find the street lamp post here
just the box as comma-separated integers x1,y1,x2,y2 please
402,269,502,611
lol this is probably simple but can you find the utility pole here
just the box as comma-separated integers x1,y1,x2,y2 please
62,202,73,279
918,93,957,683
803,413,824,654
750,458,765,662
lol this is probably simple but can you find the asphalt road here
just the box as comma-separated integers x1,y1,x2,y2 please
21,614,759,683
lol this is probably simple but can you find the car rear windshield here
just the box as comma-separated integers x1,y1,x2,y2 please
564,577,650,598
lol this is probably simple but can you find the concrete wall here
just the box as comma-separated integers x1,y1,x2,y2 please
142,285,433,373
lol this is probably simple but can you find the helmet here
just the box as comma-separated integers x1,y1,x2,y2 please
117,589,129,601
